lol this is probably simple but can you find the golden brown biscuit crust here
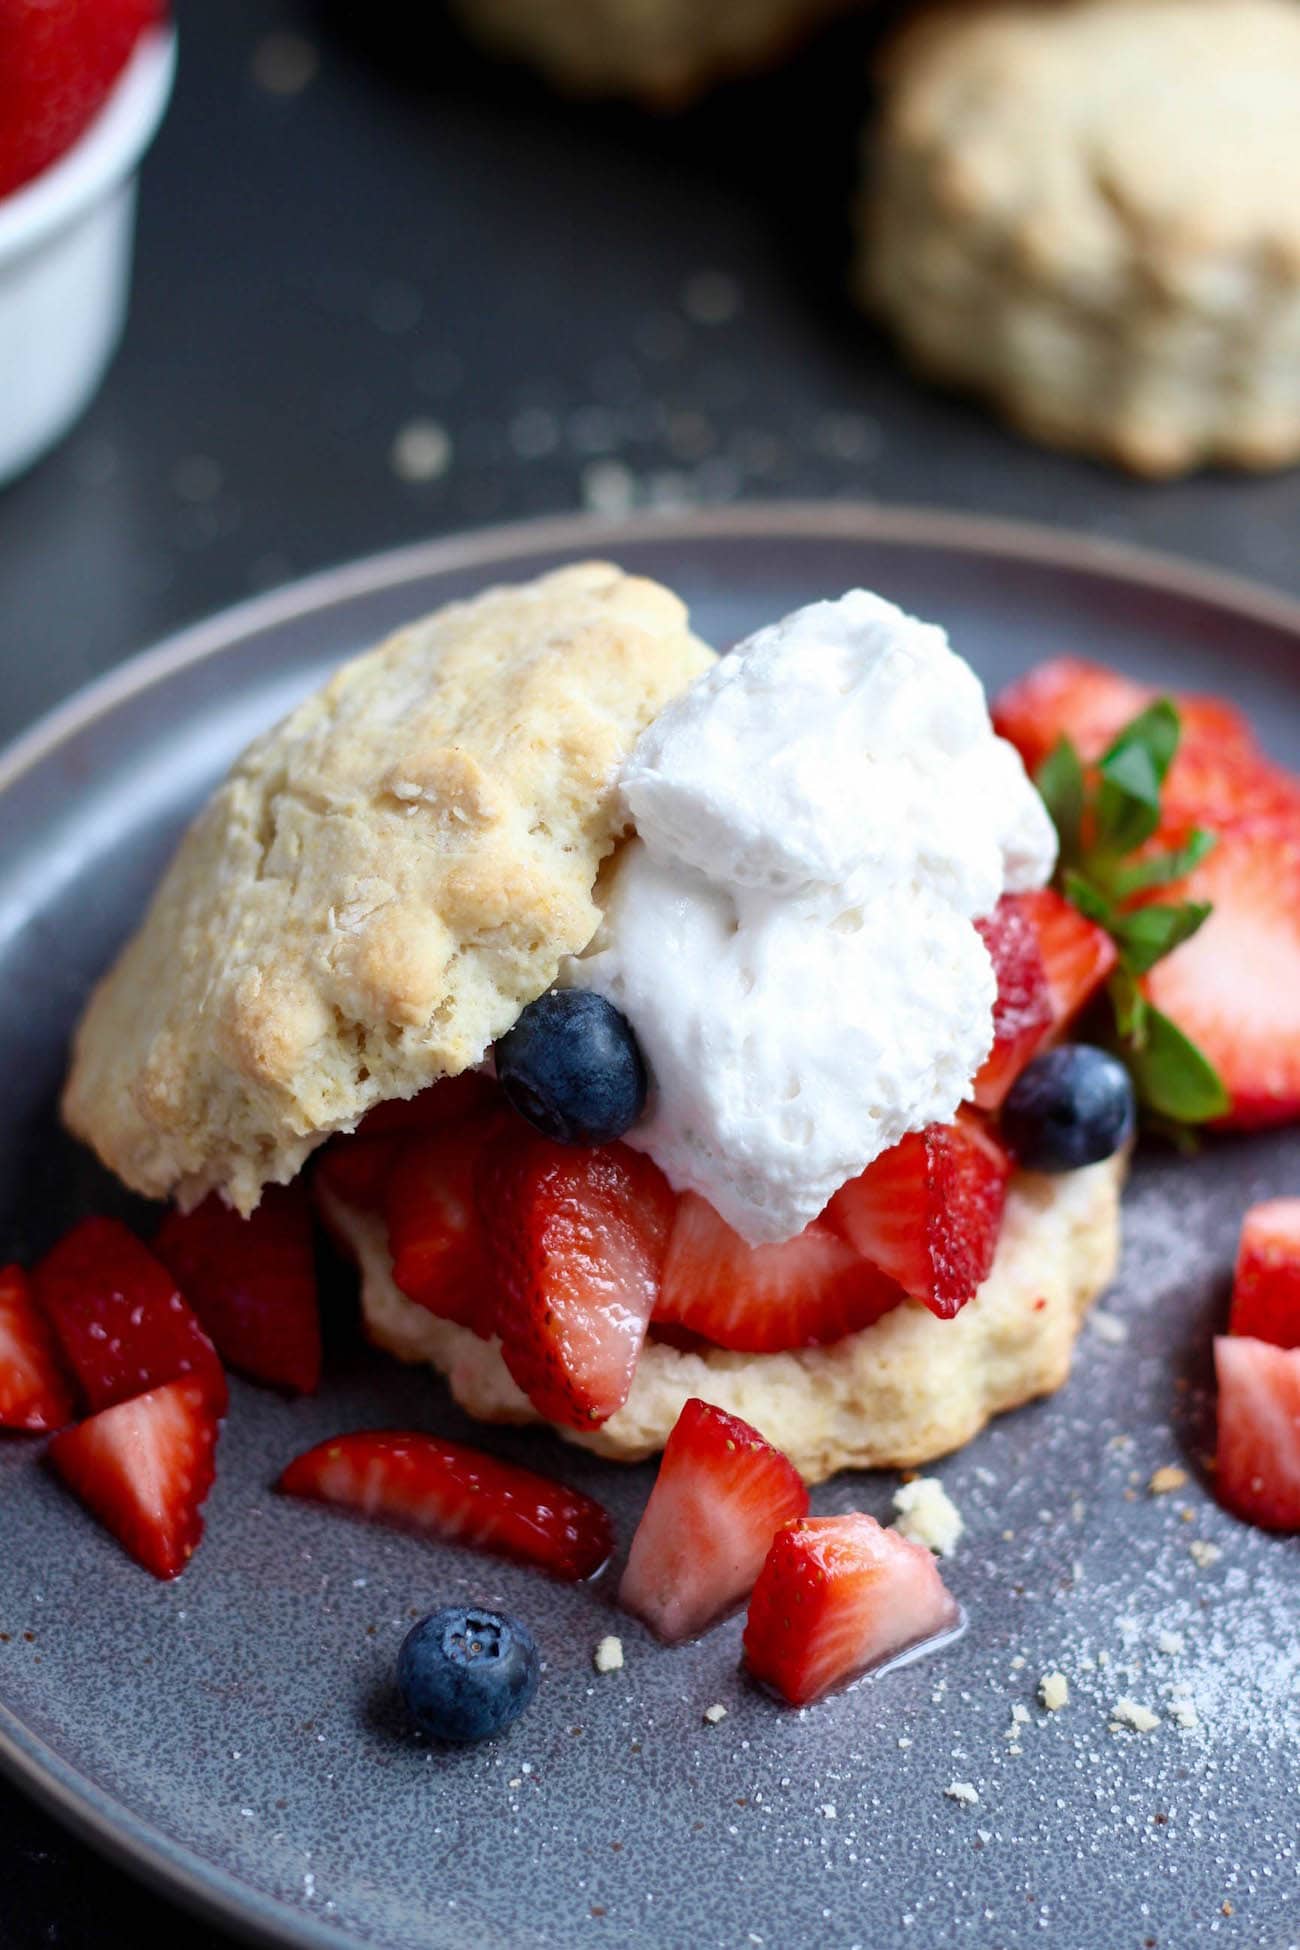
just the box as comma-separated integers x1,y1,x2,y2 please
63,564,713,1213
329,1155,1124,1485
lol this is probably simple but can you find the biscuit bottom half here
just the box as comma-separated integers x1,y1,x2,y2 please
321,1158,1124,1486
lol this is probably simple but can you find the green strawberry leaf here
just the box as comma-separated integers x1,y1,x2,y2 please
1062,870,1115,930
1093,701,1181,856
1026,694,1230,1128
1107,967,1148,1043
1110,827,1217,899
1111,900,1213,975
1035,736,1086,866
1123,1006,1231,1124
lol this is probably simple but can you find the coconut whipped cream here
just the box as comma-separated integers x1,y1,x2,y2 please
567,591,1056,1245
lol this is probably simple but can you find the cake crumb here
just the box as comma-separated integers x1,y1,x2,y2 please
593,1636,624,1674
1149,1466,1188,1495
1009,1703,1031,1727
944,1782,979,1806
892,1476,964,1555
820,1804,837,1820
1189,1540,1222,1569
702,1703,727,1725
1110,1698,1159,1733
897,1736,913,1750
1040,1671,1069,1711
1089,1309,1128,1344
1168,1697,1199,1730
1156,1629,1185,1656
1009,1655,1026,1671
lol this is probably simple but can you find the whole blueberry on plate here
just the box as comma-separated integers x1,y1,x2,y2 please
397,1607,540,1743
1002,1045,1136,1172
495,988,647,1145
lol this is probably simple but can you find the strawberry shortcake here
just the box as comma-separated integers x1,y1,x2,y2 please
62,563,1132,1484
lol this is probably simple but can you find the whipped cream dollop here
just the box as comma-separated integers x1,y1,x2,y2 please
567,591,1056,1245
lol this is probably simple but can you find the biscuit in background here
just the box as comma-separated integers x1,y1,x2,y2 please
452,0,867,108
857,0,1300,477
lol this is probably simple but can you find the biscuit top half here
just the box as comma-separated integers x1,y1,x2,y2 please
62,562,714,1214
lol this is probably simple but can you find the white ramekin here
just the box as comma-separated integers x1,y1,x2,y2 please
0,27,176,489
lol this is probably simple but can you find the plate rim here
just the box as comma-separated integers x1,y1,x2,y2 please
3,499,1300,1950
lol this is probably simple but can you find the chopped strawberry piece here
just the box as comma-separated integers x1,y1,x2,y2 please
154,1185,321,1395
993,656,1300,845
1141,827,1300,1129
49,1376,219,1579
1160,737,1300,843
1228,1200,1300,1349
1018,887,1118,1033
278,1429,613,1580
742,1512,961,1706
619,1399,808,1642
971,891,1114,1109
1215,1335,1300,1532
0,1263,75,1433
355,1072,500,1139
826,1114,1011,1318
384,1111,510,1338
313,1134,401,1215
36,1218,226,1415
477,1132,676,1428
992,659,1151,776
972,896,1053,1110
654,1194,904,1352
0,0,164,199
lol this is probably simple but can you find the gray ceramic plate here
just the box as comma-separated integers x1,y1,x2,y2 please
3,507,1300,1950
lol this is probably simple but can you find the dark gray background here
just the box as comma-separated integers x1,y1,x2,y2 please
2,2,1298,1944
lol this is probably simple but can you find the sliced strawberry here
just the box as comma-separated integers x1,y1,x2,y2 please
972,891,1115,1109
313,1133,401,1216
36,1218,226,1415
154,1185,321,1395
1215,1335,1300,1532
355,1072,500,1139
1228,1200,1300,1349
384,1110,510,1338
826,1114,1011,1319
278,1429,613,1580
992,659,1151,776
0,1263,75,1433
618,1399,808,1642
742,1512,961,1706
993,656,1299,844
1019,886,1118,1033
48,1377,219,1579
972,896,1053,1110
477,1133,676,1428
654,1194,903,1352
1141,827,1300,1130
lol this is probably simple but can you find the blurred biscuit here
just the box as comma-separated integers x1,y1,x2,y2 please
454,0,862,107
859,0,1300,476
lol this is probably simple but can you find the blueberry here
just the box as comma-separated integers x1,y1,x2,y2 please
397,1607,540,1743
495,989,648,1145
1001,1045,1136,1173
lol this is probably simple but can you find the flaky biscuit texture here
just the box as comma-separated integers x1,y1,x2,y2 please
63,564,712,1213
